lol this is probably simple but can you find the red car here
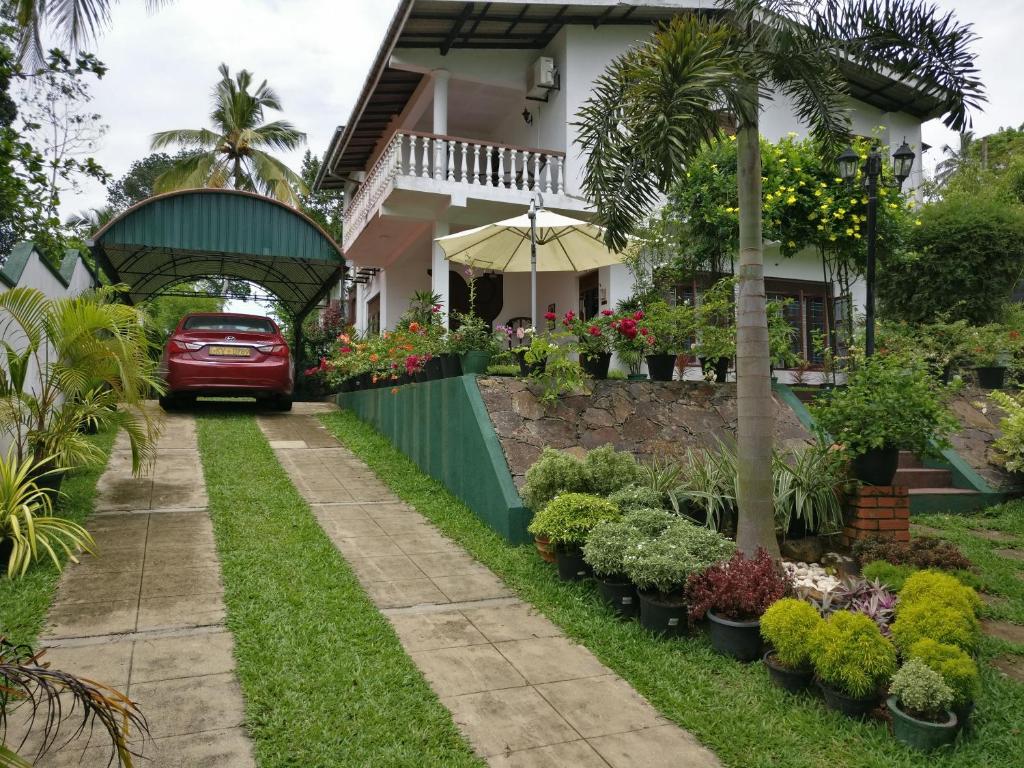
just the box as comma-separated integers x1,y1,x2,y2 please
159,313,293,411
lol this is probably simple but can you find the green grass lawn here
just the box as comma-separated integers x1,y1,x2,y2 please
0,428,116,647
195,413,481,768
321,409,1024,768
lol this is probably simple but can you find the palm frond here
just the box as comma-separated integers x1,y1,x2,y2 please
150,128,221,152
151,152,219,193
245,121,307,153
247,150,307,205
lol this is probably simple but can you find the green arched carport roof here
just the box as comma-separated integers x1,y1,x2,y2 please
88,188,344,318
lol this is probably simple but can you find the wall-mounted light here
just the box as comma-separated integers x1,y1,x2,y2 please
522,107,534,126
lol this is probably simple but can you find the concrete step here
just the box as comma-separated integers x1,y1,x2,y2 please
908,487,980,495
898,451,923,469
894,467,953,489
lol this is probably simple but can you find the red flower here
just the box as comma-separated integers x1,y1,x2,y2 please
340,346,352,354
633,310,645,321
408,321,421,333
1011,330,1021,340
601,309,614,316
565,310,576,323
544,311,557,321
587,325,602,337
639,327,650,336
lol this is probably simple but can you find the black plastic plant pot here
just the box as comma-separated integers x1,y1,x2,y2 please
975,365,1006,389
0,538,12,572
817,680,879,718
699,357,730,383
440,353,462,378
555,545,593,582
596,576,640,619
852,445,900,486
763,652,814,693
953,700,975,733
888,697,959,751
638,591,687,637
707,611,762,661
422,356,443,381
580,352,612,379
516,353,546,377
645,353,677,382
29,461,65,505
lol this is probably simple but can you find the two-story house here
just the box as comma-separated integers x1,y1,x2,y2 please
314,0,939,374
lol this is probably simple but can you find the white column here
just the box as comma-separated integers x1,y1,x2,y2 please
432,219,450,328
432,69,450,134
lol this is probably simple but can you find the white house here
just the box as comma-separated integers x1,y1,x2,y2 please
314,0,938,376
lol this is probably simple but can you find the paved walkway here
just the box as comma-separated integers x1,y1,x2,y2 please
258,411,720,768
11,412,255,768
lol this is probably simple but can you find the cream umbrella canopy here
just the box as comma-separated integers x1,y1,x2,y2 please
434,199,626,327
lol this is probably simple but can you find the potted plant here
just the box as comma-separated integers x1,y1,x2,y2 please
888,659,959,751
968,323,1014,389
907,638,980,732
643,302,694,381
686,549,789,661
565,309,614,379
759,598,822,692
809,610,897,718
583,517,641,618
621,518,735,637
609,310,655,380
527,493,621,581
809,353,958,485
694,277,736,383
448,311,500,374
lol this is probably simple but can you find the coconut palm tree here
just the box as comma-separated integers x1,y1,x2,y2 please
577,0,984,557
935,131,976,186
151,63,307,206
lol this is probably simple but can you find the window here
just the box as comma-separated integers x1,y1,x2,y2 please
367,294,381,335
183,315,275,333
765,278,834,365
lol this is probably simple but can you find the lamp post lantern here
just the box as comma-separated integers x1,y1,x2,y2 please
837,139,915,357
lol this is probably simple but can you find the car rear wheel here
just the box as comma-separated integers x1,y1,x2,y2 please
158,394,178,412
272,396,293,412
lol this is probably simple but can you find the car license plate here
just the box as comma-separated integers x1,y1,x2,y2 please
208,345,251,357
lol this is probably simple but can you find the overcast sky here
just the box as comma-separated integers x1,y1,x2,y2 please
56,0,1022,218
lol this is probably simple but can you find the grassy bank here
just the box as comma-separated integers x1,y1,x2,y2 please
321,409,1024,768
0,428,116,647
195,413,481,767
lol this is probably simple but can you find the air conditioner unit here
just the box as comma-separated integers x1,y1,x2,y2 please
527,56,558,100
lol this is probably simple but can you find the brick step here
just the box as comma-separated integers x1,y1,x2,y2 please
893,467,953,489
898,451,923,469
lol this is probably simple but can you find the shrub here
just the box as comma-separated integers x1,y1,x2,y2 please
861,561,918,591
891,600,981,654
686,549,790,621
521,449,587,512
889,659,955,722
899,570,982,616
852,536,972,571
809,353,957,458
608,484,665,514
621,519,735,597
908,639,981,707
809,611,897,699
988,390,1024,473
760,598,822,669
582,445,641,497
817,578,898,637
621,507,680,537
527,493,620,546
583,518,637,578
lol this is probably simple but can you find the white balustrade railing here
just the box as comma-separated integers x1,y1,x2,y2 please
343,130,567,251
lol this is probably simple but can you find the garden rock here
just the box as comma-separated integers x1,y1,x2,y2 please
780,537,827,564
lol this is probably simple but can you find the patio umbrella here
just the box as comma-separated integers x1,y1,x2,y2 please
434,199,626,327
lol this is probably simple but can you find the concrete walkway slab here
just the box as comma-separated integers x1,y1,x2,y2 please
257,412,722,768
23,410,254,768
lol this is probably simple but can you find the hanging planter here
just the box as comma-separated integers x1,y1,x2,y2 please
852,445,900,486
645,353,677,382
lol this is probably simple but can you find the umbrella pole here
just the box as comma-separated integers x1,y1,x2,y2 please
529,197,538,328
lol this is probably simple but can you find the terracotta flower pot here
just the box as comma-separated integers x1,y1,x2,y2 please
534,535,556,564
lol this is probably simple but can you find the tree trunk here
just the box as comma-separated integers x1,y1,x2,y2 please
734,90,779,559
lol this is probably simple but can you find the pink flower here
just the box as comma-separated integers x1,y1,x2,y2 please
544,311,557,321
516,327,526,339
639,327,650,336
587,325,601,337
601,309,614,316
431,304,442,313
633,310,645,321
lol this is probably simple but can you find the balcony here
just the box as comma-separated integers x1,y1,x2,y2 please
342,130,568,252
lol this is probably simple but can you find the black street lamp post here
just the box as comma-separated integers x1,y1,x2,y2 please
837,139,915,356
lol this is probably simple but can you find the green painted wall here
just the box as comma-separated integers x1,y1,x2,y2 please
338,376,532,544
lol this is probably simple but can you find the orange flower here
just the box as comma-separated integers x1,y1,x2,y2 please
390,387,399,395
403,343,414,352
369,353,379,362
409,321,421,333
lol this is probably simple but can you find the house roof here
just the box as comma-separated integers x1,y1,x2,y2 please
314,0,950,191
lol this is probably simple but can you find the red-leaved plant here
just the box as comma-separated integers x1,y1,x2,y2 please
686,549,790,621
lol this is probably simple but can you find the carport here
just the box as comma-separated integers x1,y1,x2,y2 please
88,188,345,372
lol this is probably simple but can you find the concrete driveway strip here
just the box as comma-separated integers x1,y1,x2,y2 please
258,407,721,768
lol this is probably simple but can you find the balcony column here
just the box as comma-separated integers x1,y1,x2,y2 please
432,69,449,134
432,219,450,328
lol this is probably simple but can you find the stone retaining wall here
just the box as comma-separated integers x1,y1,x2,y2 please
947,388,1023,493
477,377,812,485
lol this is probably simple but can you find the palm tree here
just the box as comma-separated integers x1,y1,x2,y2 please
577,0,983,557
151,64,307,206
935,131,976,186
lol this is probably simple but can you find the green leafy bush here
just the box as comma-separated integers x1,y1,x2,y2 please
643,301,695,354
759,598,822,669
772,442,845,535
521,449,587,512
899,570,982,617
583,518,637,578
621,519,734,596
908,639,980,706
988,390,1024,472
620,507,680,537
582,445,640,497
890,659,955,721
891,600,981,654
809,353,957,458
527,493,620,546
608,484,665,514
861,561,918,591
809,611,897,699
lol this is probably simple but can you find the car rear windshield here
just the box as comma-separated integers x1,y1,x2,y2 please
183,316,275,333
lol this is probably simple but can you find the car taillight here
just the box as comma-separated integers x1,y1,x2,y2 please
257,344,288,355
170,339,204,351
